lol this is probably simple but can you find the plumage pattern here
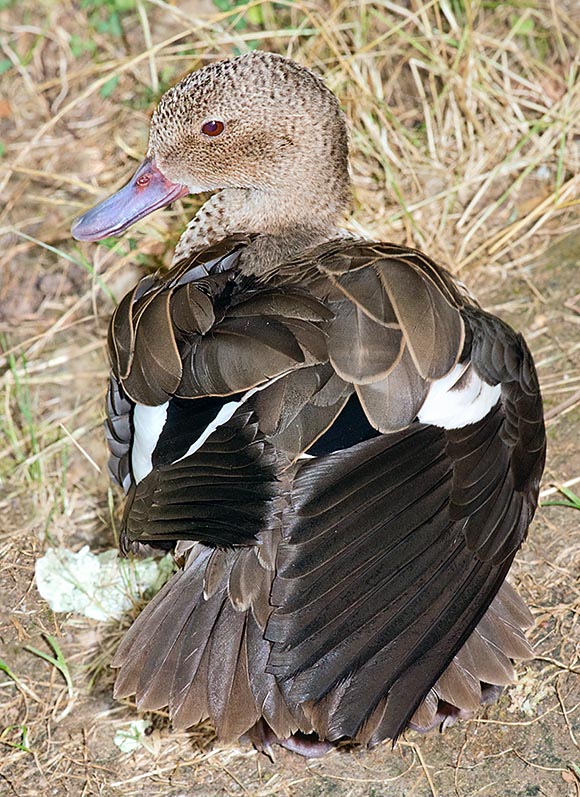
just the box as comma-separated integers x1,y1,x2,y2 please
109,243,333,406
105,238,545,746
70,51,546,755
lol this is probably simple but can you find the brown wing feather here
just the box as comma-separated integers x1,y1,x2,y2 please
251,362,353,460
325,267,398,326
375,257,464,380
171,283,215,335
327,300,404,384
297,241,466,418
356,345,429,431
122,291,183,404
108,278,145,380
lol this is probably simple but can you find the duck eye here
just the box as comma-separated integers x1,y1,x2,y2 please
201,120,225,137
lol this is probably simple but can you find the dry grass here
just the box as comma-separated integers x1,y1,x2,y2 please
1,0,580,795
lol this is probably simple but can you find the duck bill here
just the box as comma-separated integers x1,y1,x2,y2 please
71,158,189,241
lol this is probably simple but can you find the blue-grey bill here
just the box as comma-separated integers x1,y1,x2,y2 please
71,157,189,241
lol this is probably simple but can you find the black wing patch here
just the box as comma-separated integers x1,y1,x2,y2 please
308,393,381,456
151,393,244,469
121,409,283,549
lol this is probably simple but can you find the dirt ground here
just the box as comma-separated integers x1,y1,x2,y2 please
1,1,579,796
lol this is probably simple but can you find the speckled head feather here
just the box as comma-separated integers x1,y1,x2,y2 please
149,52,348,193
146,52,351,261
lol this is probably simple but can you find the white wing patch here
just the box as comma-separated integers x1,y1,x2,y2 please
132,402,169,484
418,363,501,430
130,365,497,485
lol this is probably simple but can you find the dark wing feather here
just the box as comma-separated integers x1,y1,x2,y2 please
165,234,253,286
121,410,282,548
266,311,544,740
450,308,546,563
265,425,504,740
254,363,353,460
229,289,334,322
325,267,397,326
253,365,324,436
104,377,133,491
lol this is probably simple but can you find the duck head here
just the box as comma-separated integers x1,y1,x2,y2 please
71,51,350,251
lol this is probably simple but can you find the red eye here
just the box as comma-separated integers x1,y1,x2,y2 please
201,120,225,137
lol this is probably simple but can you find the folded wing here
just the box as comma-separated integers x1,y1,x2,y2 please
265,257,545,741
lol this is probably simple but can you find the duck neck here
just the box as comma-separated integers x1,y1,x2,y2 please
172,175,351,272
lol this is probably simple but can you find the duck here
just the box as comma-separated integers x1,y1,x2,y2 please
71,51,546,756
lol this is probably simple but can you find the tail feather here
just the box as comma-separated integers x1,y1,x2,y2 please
113,539,306,742
172,641,211,729
405,579,533,733
436,659,482,710
113,546,533,744
207,603,256,740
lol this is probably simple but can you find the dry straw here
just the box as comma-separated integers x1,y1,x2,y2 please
1,1,579,795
